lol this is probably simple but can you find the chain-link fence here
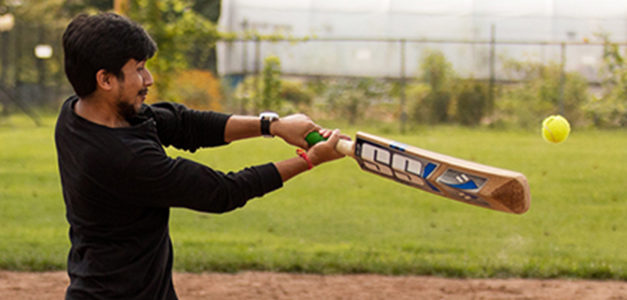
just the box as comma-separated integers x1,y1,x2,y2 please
0,19,624,128
0,18,69,122
219,35,612,83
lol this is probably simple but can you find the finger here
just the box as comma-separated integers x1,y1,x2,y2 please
325,129,341,144
340,134,351,141
304,125,323,138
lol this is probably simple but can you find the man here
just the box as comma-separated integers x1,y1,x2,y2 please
55,12,344,299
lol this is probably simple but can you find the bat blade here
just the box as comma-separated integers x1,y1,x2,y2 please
349,132,530,214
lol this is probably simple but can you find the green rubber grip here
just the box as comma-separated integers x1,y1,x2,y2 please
306,131,327,146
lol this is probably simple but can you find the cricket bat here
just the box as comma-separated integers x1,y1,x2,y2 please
306,131,530,214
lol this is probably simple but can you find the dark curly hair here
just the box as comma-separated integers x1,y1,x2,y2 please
62,13,157,98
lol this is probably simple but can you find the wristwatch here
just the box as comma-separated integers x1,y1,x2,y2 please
259,111,279,137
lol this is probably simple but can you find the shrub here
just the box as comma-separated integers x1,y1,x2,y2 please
260,55,283,112
584,35,627,128
323,78,388,124
230,56,286,114
423,91,452,124
170,69,222,111
280,81,313,107
496,58,589,128
457,81,488,126
406,83,431,124
418,49,457,124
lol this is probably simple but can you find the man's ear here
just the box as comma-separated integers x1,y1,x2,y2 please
95,69,116,91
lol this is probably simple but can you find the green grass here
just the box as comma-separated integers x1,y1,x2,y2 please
0,114,625,279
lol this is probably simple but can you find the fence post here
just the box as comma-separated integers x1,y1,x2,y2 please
240,20,249,114
36,26,46,104
489,24,496,113
400,38,407,133
559,42,566,115
254,36,261,110
0,31,8,86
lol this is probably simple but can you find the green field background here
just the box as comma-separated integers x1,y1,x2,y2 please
0,115,625,279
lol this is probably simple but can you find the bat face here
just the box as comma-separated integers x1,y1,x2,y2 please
352,132,530,214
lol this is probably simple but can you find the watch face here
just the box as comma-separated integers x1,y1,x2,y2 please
260,112,279,121
260,112,279,137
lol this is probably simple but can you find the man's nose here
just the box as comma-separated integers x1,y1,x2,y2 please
143,69,154,86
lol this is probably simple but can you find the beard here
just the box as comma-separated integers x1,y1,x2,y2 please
116,99,137,121
116,88,148,121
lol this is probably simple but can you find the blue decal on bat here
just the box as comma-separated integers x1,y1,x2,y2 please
445,180,479,190
423,163,436,178
422,163,439,192
425,181,440,192
389,142,406,152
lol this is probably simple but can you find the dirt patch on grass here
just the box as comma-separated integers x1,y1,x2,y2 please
1,271,625,299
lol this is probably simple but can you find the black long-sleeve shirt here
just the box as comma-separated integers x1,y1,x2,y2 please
55,96,283,299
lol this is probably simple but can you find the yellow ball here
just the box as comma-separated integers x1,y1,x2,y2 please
542,115,570,144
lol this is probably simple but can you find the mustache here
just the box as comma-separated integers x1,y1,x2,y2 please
138,88,148,96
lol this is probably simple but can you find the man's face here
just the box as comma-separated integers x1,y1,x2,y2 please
115,59,153,120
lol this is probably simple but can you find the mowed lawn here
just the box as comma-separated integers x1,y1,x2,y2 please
0,114,625,279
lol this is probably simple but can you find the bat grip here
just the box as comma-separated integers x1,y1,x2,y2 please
305,132,354,157
305,131,326,145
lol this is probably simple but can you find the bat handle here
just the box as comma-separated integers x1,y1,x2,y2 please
305,132,355,157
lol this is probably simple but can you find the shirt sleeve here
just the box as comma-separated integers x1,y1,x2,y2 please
146,102,232,152
119,146,283,213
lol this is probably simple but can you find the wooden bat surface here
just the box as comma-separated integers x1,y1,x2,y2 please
334,132,530,214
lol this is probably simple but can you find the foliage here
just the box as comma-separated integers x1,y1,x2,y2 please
584,34,627,128
230,56,287,114
61,0,112,15
406,82,430,123
423,91,452,124
279,80,314,114
260,55,282,112
229,76,255,114
456,81,488,126
496,59,589,128
128,0,219,101
421,49,455,92
191,0,220,22
0,0,67,92
418,49,456,124
0,0,223,107
323,78,389,125
280,80,313,107
167,69,222,111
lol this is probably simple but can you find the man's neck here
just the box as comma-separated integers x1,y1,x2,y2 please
74,96,130,128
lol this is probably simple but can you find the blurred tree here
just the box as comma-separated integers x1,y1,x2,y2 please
62,0,113,16
585,34,627,128
260,55,282,112
53,0,221,102
498,58,588,128
1,1,68,98
456,81,488,126
171,69,222,111
326,78,386,125
188,0,221,74
419,49,456,124
128,0,219,101
191,0,220,22
189,0,220,73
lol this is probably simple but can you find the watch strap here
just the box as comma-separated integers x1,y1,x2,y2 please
261,118,272,136
259,112,279,137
